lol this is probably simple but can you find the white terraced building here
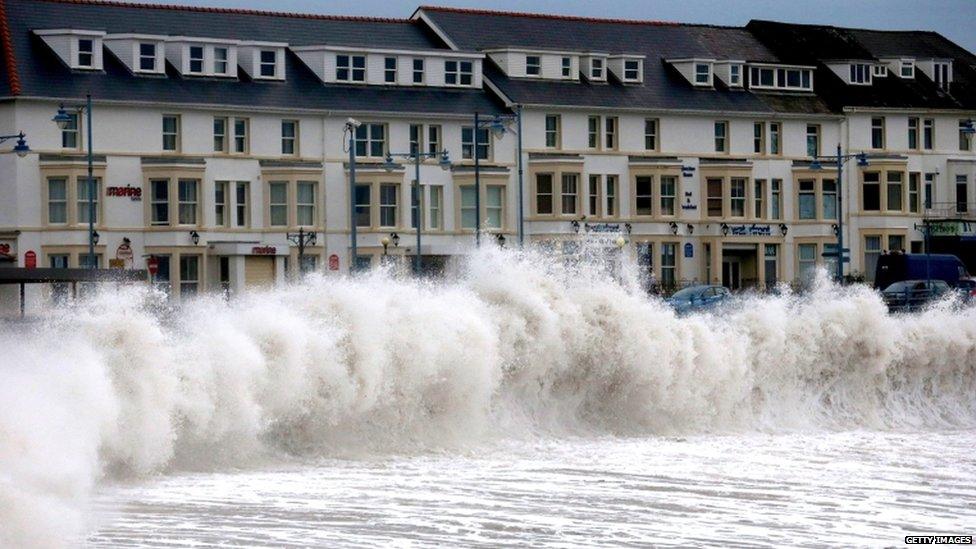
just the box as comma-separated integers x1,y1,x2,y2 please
0,1,974,308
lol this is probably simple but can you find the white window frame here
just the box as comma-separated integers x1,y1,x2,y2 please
412,58,425,84
445,60,474,86
188,45,205,74
76,37,95,68
162,114,180,152
748,65,813,91
258,49,278,79
694,63,711,86
138,42,157,72
561,57,572,78
900,59,915,78
281,120,298,156
589,57,605,80
729,64,742,87
336,54,366,82
526,55,541,76
849,63,872,85
214,46,230,75
384,56,397,83
623,59,641,82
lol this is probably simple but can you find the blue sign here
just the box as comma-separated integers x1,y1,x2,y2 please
684,242,694,258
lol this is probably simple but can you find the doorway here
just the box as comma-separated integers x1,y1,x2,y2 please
722,259,741,290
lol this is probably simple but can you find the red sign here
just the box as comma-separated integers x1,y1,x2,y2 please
107,186,142,200
328,254,339,271
252,246,276,255
24,250,36,269
0,243,10,255
147,256,159,276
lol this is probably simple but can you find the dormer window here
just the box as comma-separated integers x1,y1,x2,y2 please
413,59,425,84
446,60,473,86
36,30,105,71
934,61,951,90
850,63,871,84
259,50,277,78
214,47,229,75
188,46,204,74
138,43,157,72
748,64,813,91
590,58,605,80
77,38,95,68
561,57,571,77
337,54,366,82
526,55,541,76
729,64,742,87
900,60,915,78
872,65,886,77
694,63,711,85
624,60,641,81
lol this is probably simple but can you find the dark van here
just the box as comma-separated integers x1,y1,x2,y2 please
873,253,970,289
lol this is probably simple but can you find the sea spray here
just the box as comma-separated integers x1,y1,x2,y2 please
1,244,975,546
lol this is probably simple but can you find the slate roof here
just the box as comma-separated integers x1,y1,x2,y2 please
748,20,976,110
0,0,504,115
419,6,831,115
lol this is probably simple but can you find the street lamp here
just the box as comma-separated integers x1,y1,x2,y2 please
0,132,30,157
287,228,317,275
53,95,96,268
472,112,520,247
383,148,452,274
344,118,362,273
810,146,871,282
380,233,399,256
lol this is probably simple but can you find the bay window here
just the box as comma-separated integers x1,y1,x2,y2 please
730,177,746,217
886,172,903,211
798,179,815,220
635,176,653,216
297,181,316,226
822,179,837,219
862,172,881,211
177,179,198,225
535,173,553,215
660,176,676,216
269,182,288,226
380,183,398,227
561,174,578,215
48,178,68,224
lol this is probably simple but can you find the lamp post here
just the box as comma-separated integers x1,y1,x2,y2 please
383,148,452,274
53,95,96,269
0,132,30,158
809,145,869,282
345,118,362,273
472,111,519,247
287,228,317,275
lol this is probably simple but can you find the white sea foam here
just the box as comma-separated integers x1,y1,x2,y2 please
1,244,974,547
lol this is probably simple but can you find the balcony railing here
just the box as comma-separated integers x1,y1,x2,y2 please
923,201,976,220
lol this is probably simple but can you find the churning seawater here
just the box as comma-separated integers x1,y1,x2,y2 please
1,244,975,547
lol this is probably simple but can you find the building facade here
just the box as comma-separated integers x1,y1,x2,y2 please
0,0,974,302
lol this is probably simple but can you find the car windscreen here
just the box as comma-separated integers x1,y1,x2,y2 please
670,287,703,301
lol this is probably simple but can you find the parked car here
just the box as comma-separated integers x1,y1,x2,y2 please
666,285,732,314
874,253,969,290
881,279,951,313
954,278,976,304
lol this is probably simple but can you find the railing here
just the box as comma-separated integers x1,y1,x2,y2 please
923,201,976,220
